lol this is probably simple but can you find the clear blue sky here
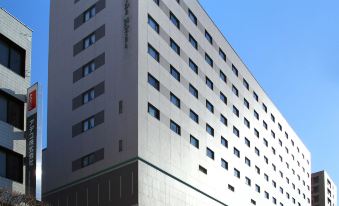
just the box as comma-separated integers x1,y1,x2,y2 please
1,0,338,191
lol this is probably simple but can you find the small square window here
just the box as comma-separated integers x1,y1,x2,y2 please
220,92,227,105
170,120,181,135
148,73,159,90
221,159,228,170
148,15,159,33
220,70,227,83
206,77,213,90
190,135,199,148
205,53,213,67
170,65,180,81
170,12,180,29
219,49,226,61
189,84,198,99
206,100,214,113
188,9,197,25
206,124,214,137
232,65,238,76
148,44,159,62
189,59,198,74
170,39,180,55
206,148,214,160
232,85,239,97
243,78,249,90
148,103,160,120
189,34,198,50
233,126,239,137
205,30,213,44
170,93,180,108
221,137,228,148
189,110,199,123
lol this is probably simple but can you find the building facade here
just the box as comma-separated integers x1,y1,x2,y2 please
43,0,312,205
312,171,337,206
0,8,32,194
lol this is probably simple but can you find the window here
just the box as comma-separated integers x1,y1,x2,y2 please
254,110,259,120
255,147,260,156
234,168,240,178
246,177,252,186
220,114,227,126
190,135,199,148
263,138,268,147
219,48,226,61
205,53,213,67
170,93,180,108
271,114,275,122
255,184,261,193
170,39,180,55
232,65,238,76
189,84,198,99
148,103,160,120
233,126,239,137
206,148,214,160
170,65,180,81
199,165,207,174
244,98,249,109
0,148,23,183
84,6,96,22
83,117,95,132
189,110,199,123
265,191,269,199
189,34,198,49
205,30,213,44
153,0,159,5
220,92,227,105
233,106,239,117
263,120,268,130
262,103,267,113
232,85,239,97
148,44,159,62
245,138,251,147
205,77,213,90
221,137,228,148
82,88,95,104
148,15,159,33
220,70,227,83
170,120,181,135
233,147,240,158
81,153,96,168
264,174,269,182
206,124,214,137
244,118,250,128
206,100,214,113
221,159,228,170
254,128,259,138
228,184,235,192
189,59,198,74
253,91,259,102
0,92,24,130
255,166,260,174
170,12,180,29
188,9,197,25
245,157,251,167
0,34,26,77
84,33,96,49
148,73,160,90
83,61,96,77
243,78,249,90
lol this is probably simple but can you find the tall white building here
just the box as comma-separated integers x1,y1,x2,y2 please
312,171,337,206
43,0,312,205
0,8,32,194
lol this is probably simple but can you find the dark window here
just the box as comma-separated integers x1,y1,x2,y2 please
233,126,240,137
205,77,213,90
206,148,214,160
221,137,228,148
82,61,96,77
205,53,213,67
0,147,23,183
234,168,241,178
148,103,160,120
189,110,199,123
170,93,180,108
262,103,268,113
148,44,159,62
219,49,226,61
220,92,227,105
148,73,160,90
220,70,227,83
205,30,213,44
189,84,198,99
188,9,197,25
190,135,199,148
220,114,227,126
153,0,159,5
254,110,259,120
189,34,198,49
148,15,159,33
0,34,26,77
170,120,181,135
234,147,240,158
81,153,96,168
232,64,238,77
243,78,249,90
206,100,214,113
189,59,198,74
253,91,259,102
82,88,95,104
170,39,180,55
83,6,96,22
232,85,239,97
0,91,24,130
199,165,207,174
233,106,239,117
170,65,180,81
244,118,250,128
170,12,180,29
245,138,251,147
206,124,214,137
244,98,249,109
83,33,96,49
221,159,228,170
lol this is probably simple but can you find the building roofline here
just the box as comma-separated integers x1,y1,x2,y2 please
0,7,33,32
195,0,310,154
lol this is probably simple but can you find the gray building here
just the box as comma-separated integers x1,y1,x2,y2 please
0,8,32,194
43,0,312,205
312,171,337,206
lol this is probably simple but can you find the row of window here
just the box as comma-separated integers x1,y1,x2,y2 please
148,41,309,190
0,91,24,130
150,0,309,167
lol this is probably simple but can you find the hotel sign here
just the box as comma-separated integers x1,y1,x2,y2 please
25,83,41,200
